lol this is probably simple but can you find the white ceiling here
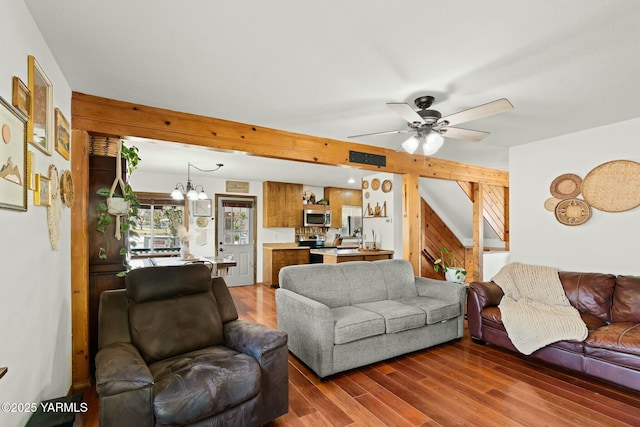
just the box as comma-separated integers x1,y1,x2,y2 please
24,0,640,179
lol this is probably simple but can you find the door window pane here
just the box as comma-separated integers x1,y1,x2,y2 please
223,206,249,245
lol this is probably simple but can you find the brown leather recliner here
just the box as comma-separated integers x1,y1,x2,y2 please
95,264,289,426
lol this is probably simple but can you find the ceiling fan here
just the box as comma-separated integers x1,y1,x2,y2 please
348,95,514,155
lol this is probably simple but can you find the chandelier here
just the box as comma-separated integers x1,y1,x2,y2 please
171,162,223,201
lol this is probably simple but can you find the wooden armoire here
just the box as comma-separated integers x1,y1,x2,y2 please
87,137,127,374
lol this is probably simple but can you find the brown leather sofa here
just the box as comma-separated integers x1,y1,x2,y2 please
467,271,640,392
95,264,289,426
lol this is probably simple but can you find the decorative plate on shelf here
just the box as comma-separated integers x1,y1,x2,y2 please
60,170,74,208
381,179,392,193
554,198,591,226
550,173,582,199
196,217,208,227
371,178,380,191
362,180,369,189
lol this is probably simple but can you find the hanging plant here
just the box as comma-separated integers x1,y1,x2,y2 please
96,140,141,276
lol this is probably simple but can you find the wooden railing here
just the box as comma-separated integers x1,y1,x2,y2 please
420,198,467,280
457,181,508,242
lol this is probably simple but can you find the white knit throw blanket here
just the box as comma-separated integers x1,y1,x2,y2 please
492,262,588,355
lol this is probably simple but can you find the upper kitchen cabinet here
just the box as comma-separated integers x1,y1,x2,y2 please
263,181,303,227
324,187,362,228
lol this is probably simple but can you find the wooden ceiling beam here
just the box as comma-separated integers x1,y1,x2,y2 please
72,92,509,187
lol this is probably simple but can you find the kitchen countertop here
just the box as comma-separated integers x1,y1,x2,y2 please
263,243,309,250
310,248,394,256
263,243,360,250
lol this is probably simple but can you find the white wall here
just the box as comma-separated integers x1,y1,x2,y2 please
362,172,401,255
510,117,640,275
0,1,72,425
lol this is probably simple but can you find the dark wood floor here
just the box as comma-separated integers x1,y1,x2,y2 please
79,284,640,426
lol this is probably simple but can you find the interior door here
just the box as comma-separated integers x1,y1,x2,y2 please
217,196,255,286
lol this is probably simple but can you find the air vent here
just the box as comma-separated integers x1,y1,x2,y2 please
349,151,386,167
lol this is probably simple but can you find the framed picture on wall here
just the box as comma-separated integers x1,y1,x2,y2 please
192,199,212,217
12,76,30,117
54,108,70,160
34,173,52,206
27,55,53,156
0,95,28,211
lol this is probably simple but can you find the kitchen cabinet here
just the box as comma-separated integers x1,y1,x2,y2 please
263,181,303,227
324,187,363,228
263,244,309,287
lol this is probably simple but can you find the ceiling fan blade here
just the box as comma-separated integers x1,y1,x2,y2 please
441,127,489,142
439,98,513,127
348,129,412,138
386,103,426,124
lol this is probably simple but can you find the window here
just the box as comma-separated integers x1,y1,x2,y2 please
221,200,252,245
130,193,185,255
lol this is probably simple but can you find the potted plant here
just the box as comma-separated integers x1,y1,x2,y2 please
95,141,141,276
433,247,467,283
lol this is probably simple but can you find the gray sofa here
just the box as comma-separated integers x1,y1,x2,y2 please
276,259,466,378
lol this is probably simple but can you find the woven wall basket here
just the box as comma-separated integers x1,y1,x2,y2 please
89,136,121,157
581,160,640,212
549,173,582,199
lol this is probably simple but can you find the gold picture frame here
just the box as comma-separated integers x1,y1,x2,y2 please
54,108,70,160
27,55,53,156
0,95,28,211
26,150,35,190
34,173,52,206
12,76,30,117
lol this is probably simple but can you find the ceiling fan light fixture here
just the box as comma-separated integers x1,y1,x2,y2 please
349,95,512,157
422,132,444,155
402,135,420,154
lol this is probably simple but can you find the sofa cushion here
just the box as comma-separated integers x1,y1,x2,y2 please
339,262,389,304
129,291,224,364
279,263,350,308
612,275,640,323
149,346,261,425
585,323,640,357
337,261,388,305
354,300,426,333
581,312,607,331
373,259,419,299
330,306,385,344
559,272,616,323
547,339,585,353
394,297,460,324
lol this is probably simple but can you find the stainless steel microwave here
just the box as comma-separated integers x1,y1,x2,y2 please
303,209,331,227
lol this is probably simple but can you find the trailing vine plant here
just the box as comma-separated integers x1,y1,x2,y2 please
96,142,141,276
